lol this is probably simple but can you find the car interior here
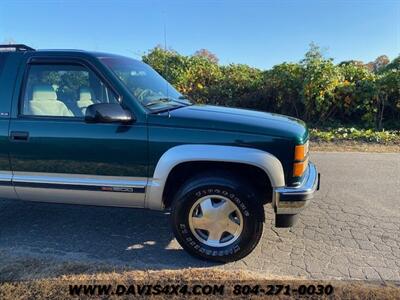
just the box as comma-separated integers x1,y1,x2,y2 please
27,84,74,117
23,65,117,118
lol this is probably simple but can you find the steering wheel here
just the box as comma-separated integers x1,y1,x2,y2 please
137,89,154,102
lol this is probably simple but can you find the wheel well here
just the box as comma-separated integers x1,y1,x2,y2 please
163,161,273,208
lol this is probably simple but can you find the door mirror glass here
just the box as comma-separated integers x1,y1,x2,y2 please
85,103,133,124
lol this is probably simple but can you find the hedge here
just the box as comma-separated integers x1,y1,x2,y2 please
143,44,400,130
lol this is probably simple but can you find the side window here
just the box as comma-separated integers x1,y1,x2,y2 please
22,64,118,118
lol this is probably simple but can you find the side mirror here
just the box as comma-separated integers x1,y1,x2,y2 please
85,103,134,124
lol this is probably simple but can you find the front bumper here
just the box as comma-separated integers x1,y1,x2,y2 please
273,162,320,227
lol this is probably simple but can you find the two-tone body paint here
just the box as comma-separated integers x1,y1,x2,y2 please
0,52,21,199
0,51,150,205
0,49,309,208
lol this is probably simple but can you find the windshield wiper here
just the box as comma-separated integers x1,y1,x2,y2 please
144,97,188,108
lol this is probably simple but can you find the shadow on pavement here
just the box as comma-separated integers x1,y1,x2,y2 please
0,199,218,275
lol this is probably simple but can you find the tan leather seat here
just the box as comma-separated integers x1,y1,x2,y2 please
77,87,94,115
28,84,73,117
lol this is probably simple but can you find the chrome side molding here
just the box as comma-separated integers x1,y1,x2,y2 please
2,172,148,207
12,172,148,189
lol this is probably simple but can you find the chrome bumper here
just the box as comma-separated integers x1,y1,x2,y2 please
273,162,320,217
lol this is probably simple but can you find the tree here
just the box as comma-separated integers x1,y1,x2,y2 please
383,55,400,71
142,46,189,88
338,60,364,67
142,46,222,103
336,62,376,126
301,43,343,122
263,63,303,117
365,55,390,73
214,64,263,107
193,49,219,64
376,69,400,129
180,55,222,103
141,44,399,129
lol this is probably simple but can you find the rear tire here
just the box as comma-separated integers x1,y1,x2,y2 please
170,172,264,262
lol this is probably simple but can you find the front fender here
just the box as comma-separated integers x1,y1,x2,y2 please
145,144,285,210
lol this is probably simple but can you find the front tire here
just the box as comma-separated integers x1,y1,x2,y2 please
170,173,264,262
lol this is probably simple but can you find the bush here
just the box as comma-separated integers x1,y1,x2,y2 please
310,128,400,143
142,45,400,129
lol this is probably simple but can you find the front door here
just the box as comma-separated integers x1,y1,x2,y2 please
8,58,148,207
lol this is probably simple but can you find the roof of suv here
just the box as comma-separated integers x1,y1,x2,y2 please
0,44,123,59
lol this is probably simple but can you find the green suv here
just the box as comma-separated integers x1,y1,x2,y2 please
0,44,320,262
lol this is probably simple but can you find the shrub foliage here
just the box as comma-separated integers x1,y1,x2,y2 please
143,44,400,129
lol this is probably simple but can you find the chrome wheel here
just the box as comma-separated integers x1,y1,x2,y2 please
188,195,244,247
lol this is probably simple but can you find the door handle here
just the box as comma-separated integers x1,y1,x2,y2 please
10,131,29,142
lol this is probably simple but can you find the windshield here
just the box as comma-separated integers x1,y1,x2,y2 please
99,56,190,111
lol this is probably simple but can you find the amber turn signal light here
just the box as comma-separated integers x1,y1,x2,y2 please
293,157,309,177
294,141,309,161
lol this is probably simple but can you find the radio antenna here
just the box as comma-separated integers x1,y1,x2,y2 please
163,12,169,98
163,11,171,117
163,14,167,53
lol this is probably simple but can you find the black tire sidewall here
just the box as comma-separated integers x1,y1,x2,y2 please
171,179,263,262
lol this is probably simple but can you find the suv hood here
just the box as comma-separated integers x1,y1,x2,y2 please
151,105,308,144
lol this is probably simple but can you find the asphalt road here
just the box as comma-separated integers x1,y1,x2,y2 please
0,152,399,281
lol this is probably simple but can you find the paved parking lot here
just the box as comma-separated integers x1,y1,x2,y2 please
0,152,399,281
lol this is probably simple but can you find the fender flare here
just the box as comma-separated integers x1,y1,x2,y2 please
145,144,285,210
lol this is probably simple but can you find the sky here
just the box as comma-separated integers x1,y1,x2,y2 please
0,0,399,69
